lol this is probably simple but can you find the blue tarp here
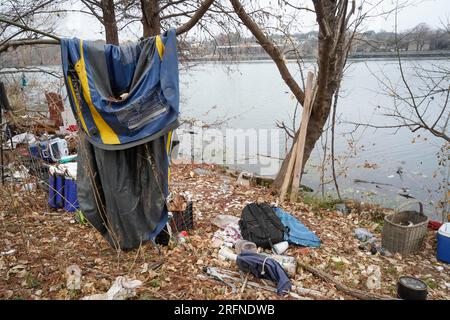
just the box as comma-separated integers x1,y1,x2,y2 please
273,207,321,248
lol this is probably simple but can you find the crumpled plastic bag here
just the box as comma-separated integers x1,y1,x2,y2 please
354,228,375,243
211,223,242,248
211,215,240,229
82,276,142,300
66,265,82,290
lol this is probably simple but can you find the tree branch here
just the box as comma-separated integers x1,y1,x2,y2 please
175,0,216,35
229,0,305,105
0,16,61,41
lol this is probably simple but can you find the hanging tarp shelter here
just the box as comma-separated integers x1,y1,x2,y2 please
60,29,179,250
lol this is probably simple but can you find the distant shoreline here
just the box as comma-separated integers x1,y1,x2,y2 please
1,50,449,69
188,50,450,63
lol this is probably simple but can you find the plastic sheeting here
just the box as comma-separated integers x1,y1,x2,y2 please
76,131,170,250
273,207,321,248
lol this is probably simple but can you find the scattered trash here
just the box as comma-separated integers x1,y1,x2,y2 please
12,165,30,180
428,220,443,230
365,265,381,290
1,249,16,256
378,247,392,257
212,223,241,248
259,253,297,276
3,132,36,149
218,247,237,262
355,228,376,243
82,276,142,300
272,241,289,255
21,183,35,191
211,214,240,229
234,240,257,255
236,171,253,186
176,231,189,243
203,267,308,300
203,266,237,294
65,265,82,290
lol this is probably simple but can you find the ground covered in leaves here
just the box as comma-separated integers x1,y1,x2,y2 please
0,163,449,300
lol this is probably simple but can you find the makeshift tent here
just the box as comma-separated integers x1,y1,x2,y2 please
60,29,179,250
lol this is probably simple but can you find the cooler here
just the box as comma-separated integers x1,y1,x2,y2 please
437,223,450,263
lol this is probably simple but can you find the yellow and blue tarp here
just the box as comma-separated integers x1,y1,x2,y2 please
60,29,179,150
60,31,179,250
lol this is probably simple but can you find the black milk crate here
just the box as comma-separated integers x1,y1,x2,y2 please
169,201,194,232
155,201,194,246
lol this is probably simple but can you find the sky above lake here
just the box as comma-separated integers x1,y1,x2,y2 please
60,0,449,40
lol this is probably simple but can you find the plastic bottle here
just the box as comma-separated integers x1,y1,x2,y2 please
218,247,237,262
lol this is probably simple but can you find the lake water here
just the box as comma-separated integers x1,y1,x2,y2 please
2,59,449,219
177,59,449,219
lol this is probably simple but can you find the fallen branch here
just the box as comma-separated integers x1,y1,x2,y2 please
298,262,399,300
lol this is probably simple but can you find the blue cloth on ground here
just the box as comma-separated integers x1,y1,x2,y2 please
236,252,292,295
273,207,321,247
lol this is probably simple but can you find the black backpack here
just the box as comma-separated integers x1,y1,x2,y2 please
239,203,287,249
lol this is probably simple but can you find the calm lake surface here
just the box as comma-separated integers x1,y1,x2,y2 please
178,59,449,218
3,59,449,218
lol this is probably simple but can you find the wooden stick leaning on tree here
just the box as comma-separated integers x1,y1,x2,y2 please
289,72,315,202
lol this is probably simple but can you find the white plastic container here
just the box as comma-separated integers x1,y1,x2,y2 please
272,241,289,255
48,138,69,162
260,253,297,276
218,247,237,262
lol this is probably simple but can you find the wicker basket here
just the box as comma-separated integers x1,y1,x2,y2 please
381,201,429,255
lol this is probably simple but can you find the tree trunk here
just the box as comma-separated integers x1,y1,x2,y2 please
141,0,161,37
101,0,119,45
273,0,348,191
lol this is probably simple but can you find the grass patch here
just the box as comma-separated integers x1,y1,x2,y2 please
302,194,341,212
385,265,397,276
333,261,346,272
68,289,81,299
422,278,438,290
25,273,41,289
139,293,157,300
149,279,161,288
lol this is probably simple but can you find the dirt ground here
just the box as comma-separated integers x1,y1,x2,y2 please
0,163,449,300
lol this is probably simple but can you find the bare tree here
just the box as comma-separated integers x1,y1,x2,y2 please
0,0,64,54
227,0,358,191
409,22,431,51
